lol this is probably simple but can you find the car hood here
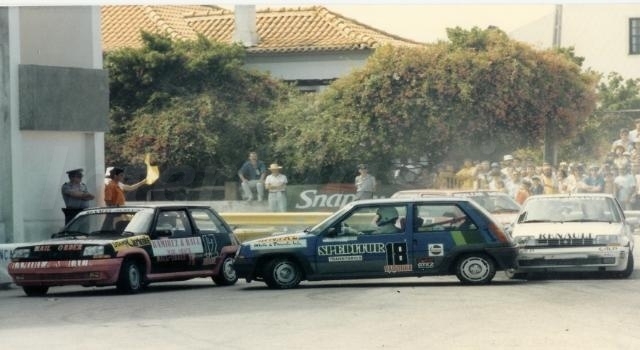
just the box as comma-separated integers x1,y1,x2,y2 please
491,213,518,225
244,232,312,250
22,238,116,247
512,222,624,237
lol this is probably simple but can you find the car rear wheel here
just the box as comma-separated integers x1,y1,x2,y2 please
23,286,49,297
213,256,238,286
456,254,496,285
116,259,143,294
263,258,301,289
618,252,634,278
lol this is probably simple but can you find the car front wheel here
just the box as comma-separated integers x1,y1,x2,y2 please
456,254,496,285
213,256,238,286
116,259,143,294
263,258,302,289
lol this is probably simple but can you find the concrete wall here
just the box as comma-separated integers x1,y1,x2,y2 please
511,4,640,79
245,50,371,81
0,6,107,244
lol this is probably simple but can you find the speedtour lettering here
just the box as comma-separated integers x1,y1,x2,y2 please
317,243,386,256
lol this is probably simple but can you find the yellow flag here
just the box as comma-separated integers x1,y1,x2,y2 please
144,153,160,185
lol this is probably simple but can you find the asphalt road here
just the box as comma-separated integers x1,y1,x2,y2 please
1,261,639,350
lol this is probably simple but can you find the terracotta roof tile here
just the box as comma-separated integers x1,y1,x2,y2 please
102,5,420,53
101,5,229,52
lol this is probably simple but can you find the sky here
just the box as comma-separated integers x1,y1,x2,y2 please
7,1,637,44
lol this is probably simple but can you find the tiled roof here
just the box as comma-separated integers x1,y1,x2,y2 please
101,5,421,53
101,5,229,52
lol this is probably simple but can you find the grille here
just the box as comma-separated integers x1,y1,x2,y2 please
532,238,596,247
519,257,616,267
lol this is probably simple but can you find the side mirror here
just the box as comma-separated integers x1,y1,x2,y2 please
327,227,338,237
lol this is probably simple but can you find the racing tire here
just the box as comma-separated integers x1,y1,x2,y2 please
116,259,144,294
263,258,302,289
23,286,49,297
455,254,496,285
213,256,238,286
617,253,634,279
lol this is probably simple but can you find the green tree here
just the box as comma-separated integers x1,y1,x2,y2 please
104,32,290,184
270,27,598,182
562,72,640,162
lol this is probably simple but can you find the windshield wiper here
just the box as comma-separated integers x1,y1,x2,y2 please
53,230,88,238
521,219,551,223
563,219,611,223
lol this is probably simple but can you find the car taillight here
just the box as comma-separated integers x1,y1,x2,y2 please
488,222,510,243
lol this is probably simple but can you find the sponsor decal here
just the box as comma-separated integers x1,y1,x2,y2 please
295,190,357,210
417,257,435,269
56,244,83,252
250,236,307,250
83,208,141,215
322,237,358,243
384,264,413,273
538,233,593,239
429,244,444,257
318,243,386,256
10,260,90,270
151,237,204,256
112,235,152,251
328,255,363,262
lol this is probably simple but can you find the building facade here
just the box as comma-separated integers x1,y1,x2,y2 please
0,6,108,243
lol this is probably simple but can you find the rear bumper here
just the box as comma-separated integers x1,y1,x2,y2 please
8,258,123,287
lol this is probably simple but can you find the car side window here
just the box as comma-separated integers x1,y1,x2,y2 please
335,205,407,235
189,208,229,234
416,204,477,232
155,210,193,238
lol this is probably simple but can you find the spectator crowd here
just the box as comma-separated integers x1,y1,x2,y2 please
429,119,640,210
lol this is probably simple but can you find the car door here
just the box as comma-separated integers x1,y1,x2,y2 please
411,203,481,274
149,209,203,274
314,204,412,277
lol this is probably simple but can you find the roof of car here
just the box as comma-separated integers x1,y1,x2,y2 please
353,197,475,205
80,204,214,213
391,189,507,197
525,193,616,199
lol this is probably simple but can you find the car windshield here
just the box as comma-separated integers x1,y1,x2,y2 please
307,203,356,234
56,209,147,238
518,196,622,223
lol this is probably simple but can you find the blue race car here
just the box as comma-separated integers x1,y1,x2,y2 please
234,197,518,289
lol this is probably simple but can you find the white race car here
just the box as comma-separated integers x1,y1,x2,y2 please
509,193,635,279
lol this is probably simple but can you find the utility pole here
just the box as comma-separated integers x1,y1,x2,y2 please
544,4,563,165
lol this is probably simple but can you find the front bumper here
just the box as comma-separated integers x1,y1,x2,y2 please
233,256,256,282
486,245,519,270
515,246,630,272
8,258,123,287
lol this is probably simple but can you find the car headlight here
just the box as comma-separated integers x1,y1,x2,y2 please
82,246,104,256
12,248,31,259
513,235,534,246
595,235,620,246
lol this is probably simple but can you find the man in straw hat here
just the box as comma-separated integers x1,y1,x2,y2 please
265,163,288,212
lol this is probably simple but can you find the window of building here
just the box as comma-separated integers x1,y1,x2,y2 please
630,18,640,55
